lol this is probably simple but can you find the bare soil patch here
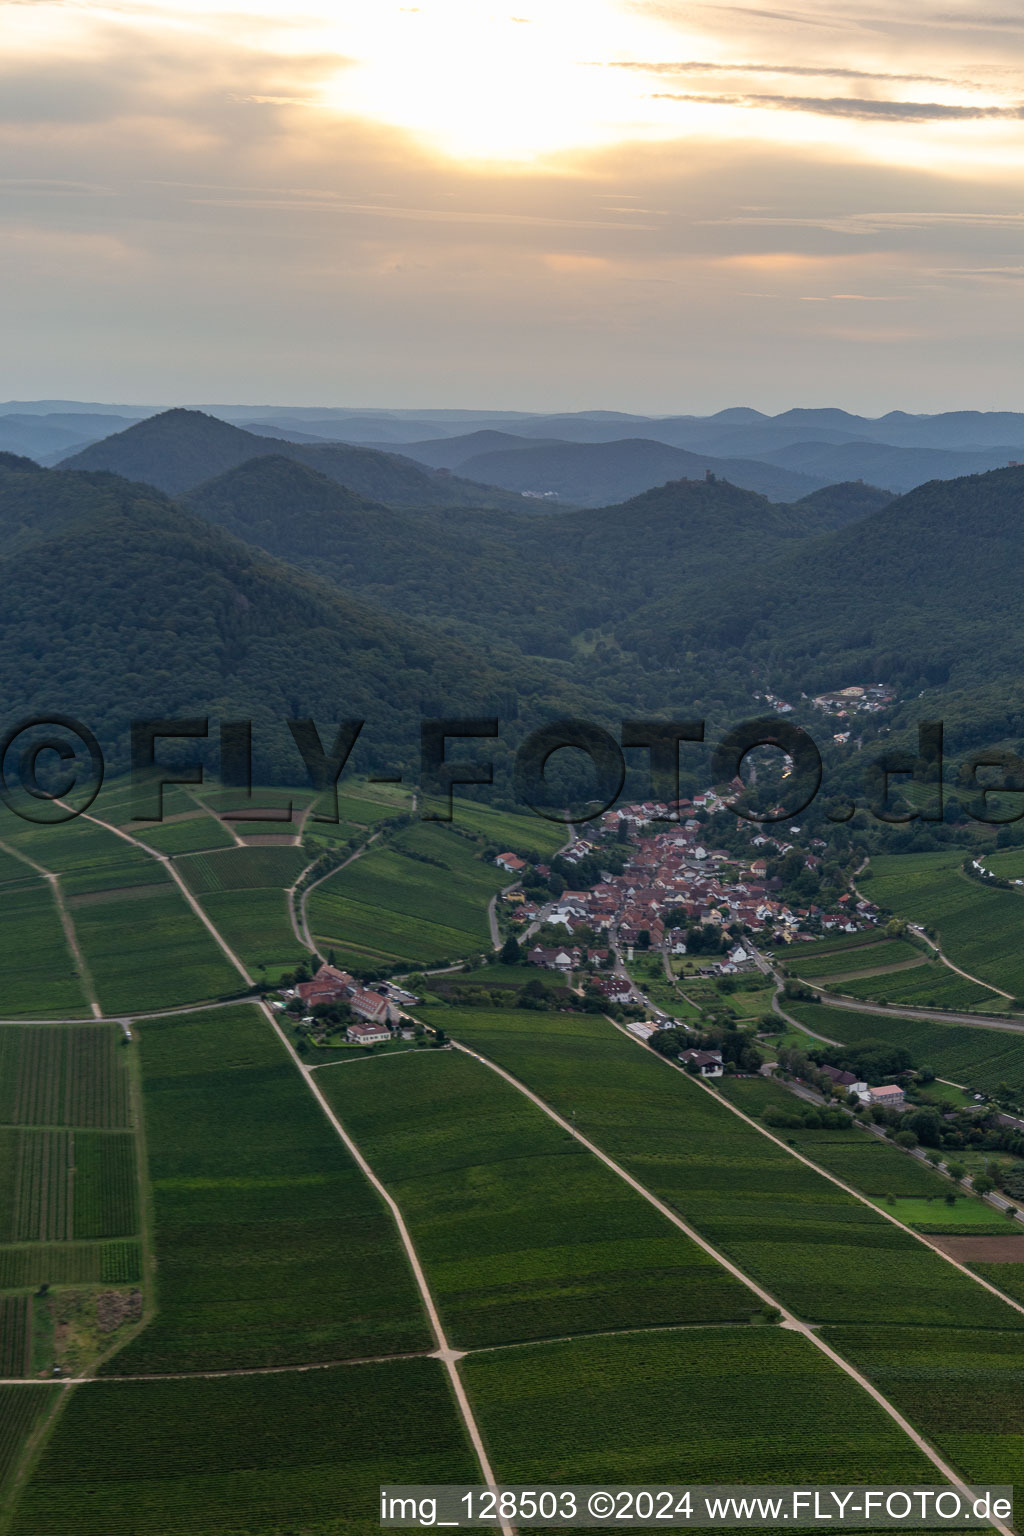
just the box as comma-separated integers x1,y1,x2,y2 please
929,1234,1024,1262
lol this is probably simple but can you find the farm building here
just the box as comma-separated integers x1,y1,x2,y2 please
296,964,355,1007
350,988,398,1027
346,1021,391,1045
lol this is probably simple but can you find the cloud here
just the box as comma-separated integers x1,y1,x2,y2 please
604,59,954,85
653,90,1024,119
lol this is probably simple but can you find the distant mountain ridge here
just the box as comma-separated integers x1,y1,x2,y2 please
396,435,821,506
57,409,533,510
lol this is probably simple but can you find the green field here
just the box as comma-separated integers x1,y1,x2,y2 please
0,849,43,890
8,1360,476,1536
0,1021,141,1389
106,1005,431,1374
866,852,1024,996
0,1025,131,1128
0,815,147,877
973,1262,1024,1304
431,1008,1023,1329
873,1196,1016,1234
837,963,998,1011
71,888,241,1012
177,845,307,895
784,932,892,958
0,883,89,1018
309,823,508,970
718,1080,958,1199
984,849,1024,880
0,1242,140,1289
420,795,568,857
825,1327,1024,1512
786,939,923,978
0,1385,59,1499
134,817,235,855
786,1001,1024,1096
60,856,169,897
463,1328,937,1487
199,889,306,981
319,1049,754,1348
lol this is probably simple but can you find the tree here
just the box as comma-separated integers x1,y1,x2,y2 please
894,1129,918,1150
946,1161,967,1183
500,935,521,965
906,1107,943,1147
637,929,651,951
972,1173,995,1196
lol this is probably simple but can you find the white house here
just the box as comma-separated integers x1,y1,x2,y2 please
346,1021,391,1046
681,1048,724,1079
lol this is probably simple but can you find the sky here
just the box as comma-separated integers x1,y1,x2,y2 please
5,0,1024,412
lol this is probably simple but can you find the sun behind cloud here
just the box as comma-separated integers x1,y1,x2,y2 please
315,1,687,162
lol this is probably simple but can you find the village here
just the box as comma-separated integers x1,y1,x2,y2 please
498,786,881,980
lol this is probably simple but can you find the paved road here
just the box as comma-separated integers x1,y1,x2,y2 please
799,989,1024,1035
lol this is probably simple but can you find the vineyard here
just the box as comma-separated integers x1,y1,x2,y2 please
786,1001,1024,1096
177,845,307,895
867,852,1024,997
73,1134,139,1239
0,1026,130,1129
320,1048,752,1349
7,1360,476,1536
8,1131,73,1243
198,890,305,981
309,824,508,969
0,884,89,1019
837,964,998,1010
71,889,241,1013
825,1326,1024,1512
105,1005,431,1375
0,1298,31,1377
0,1244,133,1289
785,938,923,978
440,1007,1024,1330
0,1386,59,1497
463,1328,937,1486
135,817,235,856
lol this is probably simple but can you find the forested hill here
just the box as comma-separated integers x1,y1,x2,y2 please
0,462,575,780
617,466,1024,747
58,409,530,510
180,457,843,664
794,480,895,527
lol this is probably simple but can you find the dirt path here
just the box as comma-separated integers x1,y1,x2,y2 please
262,1005,512,1534
67,809,254,989
49,878,102,1019
298,830,381,962
611,1017,1024,1319
182,787,245,848
0,838,102,1019
448,1033,1016,1535
852,866,1011,1000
